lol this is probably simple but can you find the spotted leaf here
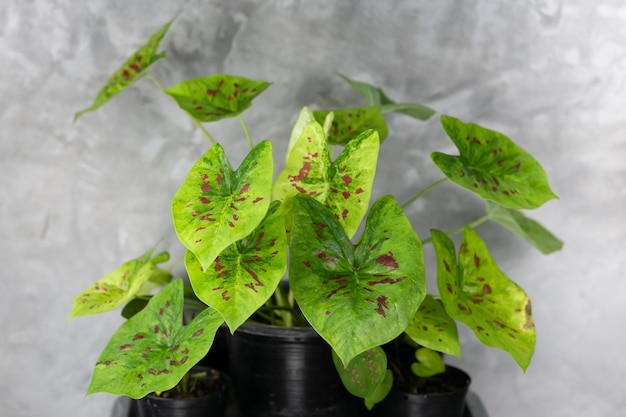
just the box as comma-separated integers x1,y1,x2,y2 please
486,201,563,254
431,227,536,370
185,201,287,332
165,74,271,122
87,279,224,398
273,121,379,239
172,141,273,270
285,107,333,163
74,21,171,121
405,295,460,357
432,115,558,209
332,346,389,404
69,247,170,320
290,195,426,366
313,106,388,144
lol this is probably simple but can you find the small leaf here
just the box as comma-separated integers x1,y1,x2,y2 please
380,103,436,121
332,347,387,398
313,107,388,144
411,347,446,378
285,107,334,163
337,73,383,106
121,297,151,319
87,279,224,398
431,228,536,370
290,195,426,366
185,201,287,332
432,115,558,209
405,295,460,357
364,370,393,410
165,74,271,122
69,247,170,320
74,21,171,121
172,141,273,270
486,201,563,254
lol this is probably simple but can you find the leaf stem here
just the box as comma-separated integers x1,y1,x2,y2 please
238,115,254,149
401,177,449,209
421,214,491,244
146,72,217,146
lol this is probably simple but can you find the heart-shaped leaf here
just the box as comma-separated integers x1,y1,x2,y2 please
69,247,170,320
74,21,171,121
405,295,460,357
185,201,287,332
172,141,273,270
431,227,536,370
332,347,388,400
313,107,388,144
285,107,334,163
411,347,446,378
87,279,224,398
290,194,426,366
431,115,558,209
273,121,379,239
165,74,271,122
486,201,563,254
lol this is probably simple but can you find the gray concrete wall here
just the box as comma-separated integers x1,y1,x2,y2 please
1,1,623,416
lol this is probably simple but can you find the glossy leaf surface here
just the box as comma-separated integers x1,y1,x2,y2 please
332,347,388,400
74,21,171,121
405,295,460,357
486,201,563,254
172,141,273,270
185,201,287,332
432,115,558,209
166,74,271,122
313,107,388,144
87,279,224,398
69,247,170,320
273,121,379,239
290,195,426,366
432,228,536,370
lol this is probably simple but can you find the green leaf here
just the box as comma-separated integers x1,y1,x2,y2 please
432,115,558,209
337,73,383,106
405,295,460,357
121,297,151,320
486,201,563,254
74,21,171,121
332,347,387,399
185,201,287,332
364,370,393,410
273,121,379,239
411,347,446,378
172,141,273,270
380,103,436,121
431,228,536,370
87,279,224,398
313,107,388,144
69,247,170,320
165,74,271,122
285,107,334,163
290,195,426,366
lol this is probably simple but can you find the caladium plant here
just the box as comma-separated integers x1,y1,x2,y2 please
70,20,562,409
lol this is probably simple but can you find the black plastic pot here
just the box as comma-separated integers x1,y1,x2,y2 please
372,366,471,417
137,367,230,417
229,322,365,417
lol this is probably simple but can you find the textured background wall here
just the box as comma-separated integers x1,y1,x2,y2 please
1,1,624,416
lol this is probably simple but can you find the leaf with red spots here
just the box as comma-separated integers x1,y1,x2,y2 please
486,201,563,254
74,21,171,121
285,107,333,163
273,121,379,239
290,195,426,366
313,106,388,144
405,295,460,357
431,228,536,370
165,74,271,122
172,141,273,270
431,115,558,209
87,279,224,398
69,247,171,320
185,201,287,332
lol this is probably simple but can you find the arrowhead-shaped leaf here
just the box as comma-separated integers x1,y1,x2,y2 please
69,247,170,320
74,21,171,121
290,195,426,366
87,279,224,398
165,74,271,122
405,295,460,357
486,201,563,254
273,121,379,239
431,228,536,370
185,201,287,332
313,107,388,144
332,347,388,400
172,141,273,270
432,115,558,209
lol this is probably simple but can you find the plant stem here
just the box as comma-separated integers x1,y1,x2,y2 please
146,72,217,145
421,214,491,244
238,115,254,149
401,177,449,210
